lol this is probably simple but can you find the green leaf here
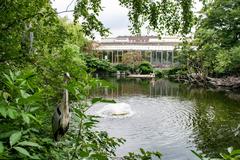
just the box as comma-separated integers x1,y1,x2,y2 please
91,97,102,104
3,92,11,101
10,131,22,147
100,99,116,103
79,150,89,157
17,141,42,148
220,153,231,159
7,108,18,119
72,114,81,122
90,153,108,160
155,152,162,158
27,114,41,124
230,149,240,156
13,146,31,157
9,71,15,81
140,148,146,154
20,90,30,99
0,106,7,118
0,141,4,154
83,121,95,127
0,130,17,139
191,150,203,160
91,97,116,104
29,107,39,112
19,80,26,87
21,113,30,124
31,155,40,160
3,73,12,84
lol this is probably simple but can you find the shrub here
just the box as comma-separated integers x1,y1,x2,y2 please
114,64,132,72
154,70,163,78
84,55,115,74
168,67,182,76
137,61,153,74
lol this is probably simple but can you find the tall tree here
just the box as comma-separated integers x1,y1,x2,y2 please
177,0,240,75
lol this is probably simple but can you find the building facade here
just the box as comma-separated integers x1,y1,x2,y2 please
94,36,181,67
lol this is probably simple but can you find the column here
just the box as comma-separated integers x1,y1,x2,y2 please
150,51,152,64
172,51,174,64
161,51,163,64
117,50,119,63
111,51,113,63
167,52,169,64
107,51,109,61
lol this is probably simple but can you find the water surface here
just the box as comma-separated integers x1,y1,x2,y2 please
88,78,240,159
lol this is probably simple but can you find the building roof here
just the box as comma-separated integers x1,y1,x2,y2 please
95,35,182,51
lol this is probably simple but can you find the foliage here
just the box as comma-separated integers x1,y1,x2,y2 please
0,0,61,67
61,17,87,49
220,147,240,160
72,0,195,36
0,1,122,159
154,70,163,78
84,55,116,74
0,70,46,159
118,0,194,35
114,64,132,72
123,148,162,160
167,67,183,76
62,103,125,160
0,70,125,159
122,52,142,72
137,61,153,74
154,67,185,79
73,0,110,38
177,0,240,77
192,147,240,160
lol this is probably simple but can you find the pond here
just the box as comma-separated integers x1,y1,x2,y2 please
88,77,240,160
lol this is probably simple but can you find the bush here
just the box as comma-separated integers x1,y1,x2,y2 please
154,70,163,78
114,64,132,72
137,61,153,74
84,55,115,74
155,67,183,78
168,67,182,76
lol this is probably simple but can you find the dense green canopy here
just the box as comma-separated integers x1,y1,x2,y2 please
177,0,240,76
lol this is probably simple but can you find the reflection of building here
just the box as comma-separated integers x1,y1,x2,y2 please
94,36,182,67
92,78,180,98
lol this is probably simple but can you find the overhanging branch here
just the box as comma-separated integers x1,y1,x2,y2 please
57,10,74,15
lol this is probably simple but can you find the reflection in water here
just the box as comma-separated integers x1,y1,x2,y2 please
89,78,240,159
93,78,180,98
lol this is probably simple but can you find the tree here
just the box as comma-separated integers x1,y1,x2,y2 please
177,0,240,76
0,0,197,159
122,51,142,72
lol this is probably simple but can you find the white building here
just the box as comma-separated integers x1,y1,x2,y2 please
94,36,182,67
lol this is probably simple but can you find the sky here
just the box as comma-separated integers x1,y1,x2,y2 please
51,0,202,40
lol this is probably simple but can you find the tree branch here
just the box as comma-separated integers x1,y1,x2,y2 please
66,0,75,11
57,10,74,15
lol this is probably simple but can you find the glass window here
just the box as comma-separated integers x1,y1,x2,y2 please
168,51,172,64
163,51,167,63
